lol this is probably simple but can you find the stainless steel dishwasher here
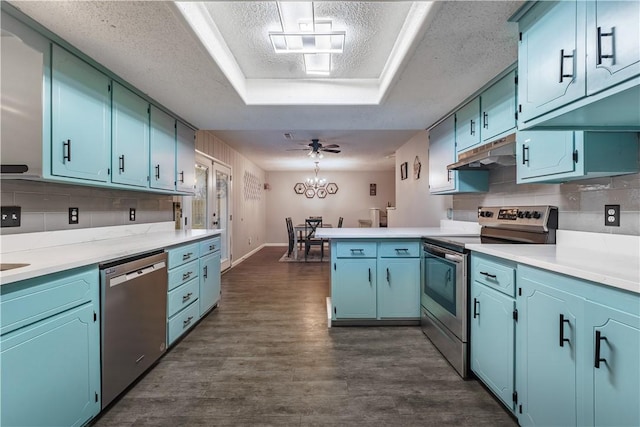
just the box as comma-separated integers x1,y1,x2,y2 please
100,250,168,408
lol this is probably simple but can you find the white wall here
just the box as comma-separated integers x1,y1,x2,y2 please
265,170,395,244
394,131,451,226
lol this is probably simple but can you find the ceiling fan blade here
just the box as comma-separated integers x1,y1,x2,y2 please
322,144,340,148
285,148,312,151
321,149,341,153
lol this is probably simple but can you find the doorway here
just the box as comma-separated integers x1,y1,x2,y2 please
193,152,233,270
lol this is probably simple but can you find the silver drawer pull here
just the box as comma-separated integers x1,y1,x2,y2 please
183,316,193,328
182,292,193,303
182,271,192,281
182,252,193,261
350,248,364,253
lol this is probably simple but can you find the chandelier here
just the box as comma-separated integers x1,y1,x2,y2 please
306,161,327,188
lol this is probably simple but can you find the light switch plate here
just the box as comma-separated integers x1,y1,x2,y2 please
1,206,21,227
605,204,620,227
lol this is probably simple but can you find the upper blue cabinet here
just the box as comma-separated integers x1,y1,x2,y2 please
513,0,640,130
176,121,196,193
111,82,150,188
51,44,111,182
150,106,177,192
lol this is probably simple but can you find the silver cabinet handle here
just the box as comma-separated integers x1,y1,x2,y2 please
182,271,192,281
182,252,193,261
183,316,193,328
182,292,193,303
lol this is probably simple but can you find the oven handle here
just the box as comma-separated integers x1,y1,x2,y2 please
423,243,464,263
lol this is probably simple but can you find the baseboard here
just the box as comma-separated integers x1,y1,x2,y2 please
229,243,267,269
264,243,288,247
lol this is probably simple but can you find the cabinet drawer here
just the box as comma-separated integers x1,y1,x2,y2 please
1,267,96,336
472,255,516,297
199,236,221,257
378,241,420,258
167,300,199,346
167,260,199,291
336,241,377,258
167,278,200,318
167,243,199,269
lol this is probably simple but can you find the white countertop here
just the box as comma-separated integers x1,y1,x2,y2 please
0,223,221,285
467,230,640,294
315,220,481,239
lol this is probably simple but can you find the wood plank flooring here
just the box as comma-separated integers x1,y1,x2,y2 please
93,246,516,426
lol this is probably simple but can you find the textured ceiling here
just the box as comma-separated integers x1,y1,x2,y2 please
6,1,524,171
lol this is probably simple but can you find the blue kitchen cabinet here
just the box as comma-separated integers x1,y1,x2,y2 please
51,44,110,182
377,258,420,319
455,97,481,153
516,266,585,427
586,0,640,96
429,115,488,194
111,81,150,188
584,301,640,427
0,267,100,427
480,69,517,143
470,253,517,411
332,258,377,319
150,106,176,191
516,130,639,183
513,0,639,130
166,242,200,346
199,250,221,316
176,120,196,194
470,281,515,411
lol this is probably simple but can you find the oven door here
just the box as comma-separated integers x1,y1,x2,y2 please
422,243,467,341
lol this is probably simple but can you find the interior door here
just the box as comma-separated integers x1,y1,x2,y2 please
192,153,232,271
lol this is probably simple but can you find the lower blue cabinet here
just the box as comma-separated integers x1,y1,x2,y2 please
199,251,221,316
0,267,100,427
470,281,515,411
332,257,377,319
377,258,420,319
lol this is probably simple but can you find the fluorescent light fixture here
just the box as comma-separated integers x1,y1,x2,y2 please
269,31,345,54
304,53,331,75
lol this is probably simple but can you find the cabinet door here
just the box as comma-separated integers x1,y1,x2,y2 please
518,0,586,123
149,105,176,191
516,130,576,181
585,302,640,427
199,251,221,317
456,97,481,153
586,0,640,95
428,115,456,193
517,271,584,427
377,258,420,319
481,70,516,142
470,282,515,410
176,121,196,193
112,82,149,188
332,258,377,319
1,303,100,427
51,44,110,182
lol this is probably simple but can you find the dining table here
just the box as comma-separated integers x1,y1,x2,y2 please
293,223,332,260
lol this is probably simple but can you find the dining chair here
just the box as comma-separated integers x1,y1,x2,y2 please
285,217,294,257
304,218,323,261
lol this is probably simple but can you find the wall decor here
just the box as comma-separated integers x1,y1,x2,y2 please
244,171,261,201
400,162,408,180
294,183,306,194
317,188,328,198
414,156,421,180
326,183,339,194
305,188,316,198
370,183,377,196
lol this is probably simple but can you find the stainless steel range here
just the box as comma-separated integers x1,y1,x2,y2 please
420,205,558,378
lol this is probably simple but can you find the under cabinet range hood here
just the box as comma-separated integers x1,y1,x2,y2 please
447,133,517,171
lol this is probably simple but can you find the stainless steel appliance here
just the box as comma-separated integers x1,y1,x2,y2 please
421,205,558,378
100,250,168,408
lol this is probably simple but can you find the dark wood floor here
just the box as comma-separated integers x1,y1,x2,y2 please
93,246,516,426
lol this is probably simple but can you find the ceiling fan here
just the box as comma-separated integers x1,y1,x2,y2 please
287,139,341,158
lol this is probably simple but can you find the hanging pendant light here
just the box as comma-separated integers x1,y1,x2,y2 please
306,161,327,188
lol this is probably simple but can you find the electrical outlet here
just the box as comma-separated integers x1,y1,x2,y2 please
605,204,620,227
129,208,136,221
69,207,79,224
1,206,21,227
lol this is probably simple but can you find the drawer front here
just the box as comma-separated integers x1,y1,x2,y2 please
167,243,199,269
167,278,200,318
1,267,97,336
336,241,377,258
167,260,199,291
167,300,199,346
472,255,516,297
199,236,221,257
378,241,420,258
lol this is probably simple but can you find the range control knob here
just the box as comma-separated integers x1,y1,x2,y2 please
517,211,524,218
532,211,541,219
485,211,493,218
478,211,485,217
524,211,532,219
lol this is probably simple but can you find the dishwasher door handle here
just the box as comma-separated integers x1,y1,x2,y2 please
109,261,166,287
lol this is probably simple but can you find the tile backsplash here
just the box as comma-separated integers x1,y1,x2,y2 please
1,180,174,235
453,167,640,235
